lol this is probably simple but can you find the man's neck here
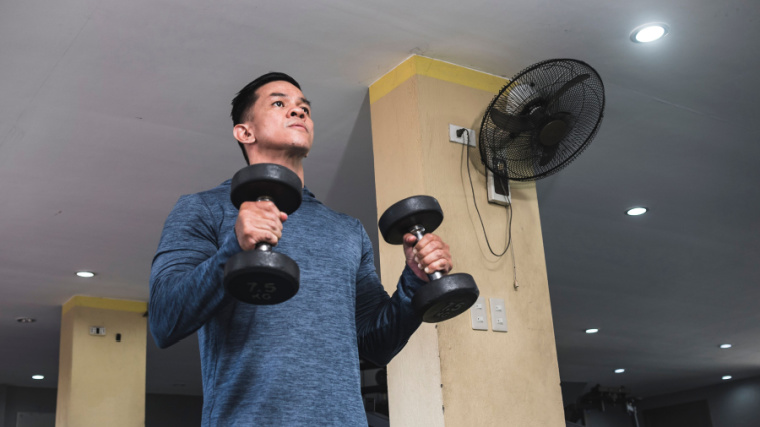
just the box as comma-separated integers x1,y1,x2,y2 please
246,149,306,187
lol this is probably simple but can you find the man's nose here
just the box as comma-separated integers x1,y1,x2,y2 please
289,109,304,118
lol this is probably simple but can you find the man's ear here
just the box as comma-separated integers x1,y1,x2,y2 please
233,123,255,144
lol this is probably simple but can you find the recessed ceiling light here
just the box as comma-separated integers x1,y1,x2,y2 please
630,23,670,43
615,368,625,374
586,328,599,334
76,271,96,278
722,375,732,380
16,317,36,323
32,375,44,380
720,344,732,349
626,207,648,216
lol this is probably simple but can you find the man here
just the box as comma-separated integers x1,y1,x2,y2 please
149,72,453,425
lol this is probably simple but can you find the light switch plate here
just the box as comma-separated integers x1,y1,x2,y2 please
489,298,507,332
471,296,488,331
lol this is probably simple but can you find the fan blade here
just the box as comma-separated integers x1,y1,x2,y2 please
545,74,590,109
490,109,534,133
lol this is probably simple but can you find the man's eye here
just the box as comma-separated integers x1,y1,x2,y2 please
273,101,284,107
302,107,310,115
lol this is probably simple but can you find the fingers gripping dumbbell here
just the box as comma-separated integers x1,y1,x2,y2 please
379,196,479,323
223,164,302,304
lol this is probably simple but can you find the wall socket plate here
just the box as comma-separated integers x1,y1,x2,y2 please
470,296,488,331
89,326,106,336
449,124,476,146
489,298,507,332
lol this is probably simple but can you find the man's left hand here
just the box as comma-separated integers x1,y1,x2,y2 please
403,233,453,282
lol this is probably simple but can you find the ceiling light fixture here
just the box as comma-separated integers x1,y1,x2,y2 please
615,369,625,374
720,344,732,349
626,207,648,216
722,375,732,380
630,23,670,43
585,328,599,334
76,271,96,278
32,375,44,380
16,317,36,323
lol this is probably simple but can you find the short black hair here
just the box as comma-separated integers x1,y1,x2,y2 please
231,72,302,164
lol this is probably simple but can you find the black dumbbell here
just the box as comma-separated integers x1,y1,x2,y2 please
378,196,479,323
223,163,302,305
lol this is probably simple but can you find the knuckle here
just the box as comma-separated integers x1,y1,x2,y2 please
246,236,257,249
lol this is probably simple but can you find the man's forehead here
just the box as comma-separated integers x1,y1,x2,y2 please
257,80,303,96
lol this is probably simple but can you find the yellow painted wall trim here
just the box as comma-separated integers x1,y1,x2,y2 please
369,55,507,104
62,296,147,316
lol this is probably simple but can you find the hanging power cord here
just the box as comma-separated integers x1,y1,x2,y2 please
461,129,513,258
507,186,519,290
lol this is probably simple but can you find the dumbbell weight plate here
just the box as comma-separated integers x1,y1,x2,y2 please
224,250,300,305
230,164,302,213
378,196,444,245
412,273,479,323
225,163,302,305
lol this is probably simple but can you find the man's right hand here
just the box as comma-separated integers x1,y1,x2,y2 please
234,201,288,251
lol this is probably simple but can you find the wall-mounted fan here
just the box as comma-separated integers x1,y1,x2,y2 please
479,59,605,182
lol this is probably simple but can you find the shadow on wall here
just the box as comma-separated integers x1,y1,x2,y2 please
323,92,381,275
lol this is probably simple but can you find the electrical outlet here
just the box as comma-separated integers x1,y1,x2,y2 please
470,297,488,331
449,124,476,146
89,326,106,336
489,298,507,332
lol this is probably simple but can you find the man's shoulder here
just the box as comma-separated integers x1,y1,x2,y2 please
170,180,233,224
183,180,232,206
302,194,360,228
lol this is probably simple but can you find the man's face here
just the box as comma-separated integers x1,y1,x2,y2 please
246,80,313,154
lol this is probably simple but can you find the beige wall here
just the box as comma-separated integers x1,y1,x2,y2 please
370,56,564,426
56,297,147,427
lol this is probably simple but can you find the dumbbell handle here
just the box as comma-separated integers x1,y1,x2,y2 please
255,196,274,252
409,225,444,281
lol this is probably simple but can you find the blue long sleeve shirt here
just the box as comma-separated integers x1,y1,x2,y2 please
149,180,424,426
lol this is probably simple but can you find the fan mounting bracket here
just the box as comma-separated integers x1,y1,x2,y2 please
487,170,510,206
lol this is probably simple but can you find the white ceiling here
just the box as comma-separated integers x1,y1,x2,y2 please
2,0,758,400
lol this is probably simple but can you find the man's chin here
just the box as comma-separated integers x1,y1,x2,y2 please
287,142,311,158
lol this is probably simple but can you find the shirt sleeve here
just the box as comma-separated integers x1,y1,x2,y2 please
148,193,241,348
354,223,425,366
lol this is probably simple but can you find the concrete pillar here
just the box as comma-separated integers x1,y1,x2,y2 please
369,55,564,426
55,296,147,427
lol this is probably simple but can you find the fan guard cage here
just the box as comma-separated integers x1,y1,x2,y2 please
479,59,605,181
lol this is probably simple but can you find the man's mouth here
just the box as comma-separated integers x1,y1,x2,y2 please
288,123,307,131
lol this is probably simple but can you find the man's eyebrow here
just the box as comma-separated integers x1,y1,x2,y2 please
268,92,312,107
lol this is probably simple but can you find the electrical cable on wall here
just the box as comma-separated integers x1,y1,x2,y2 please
461,129,513,258
494,172,520,289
